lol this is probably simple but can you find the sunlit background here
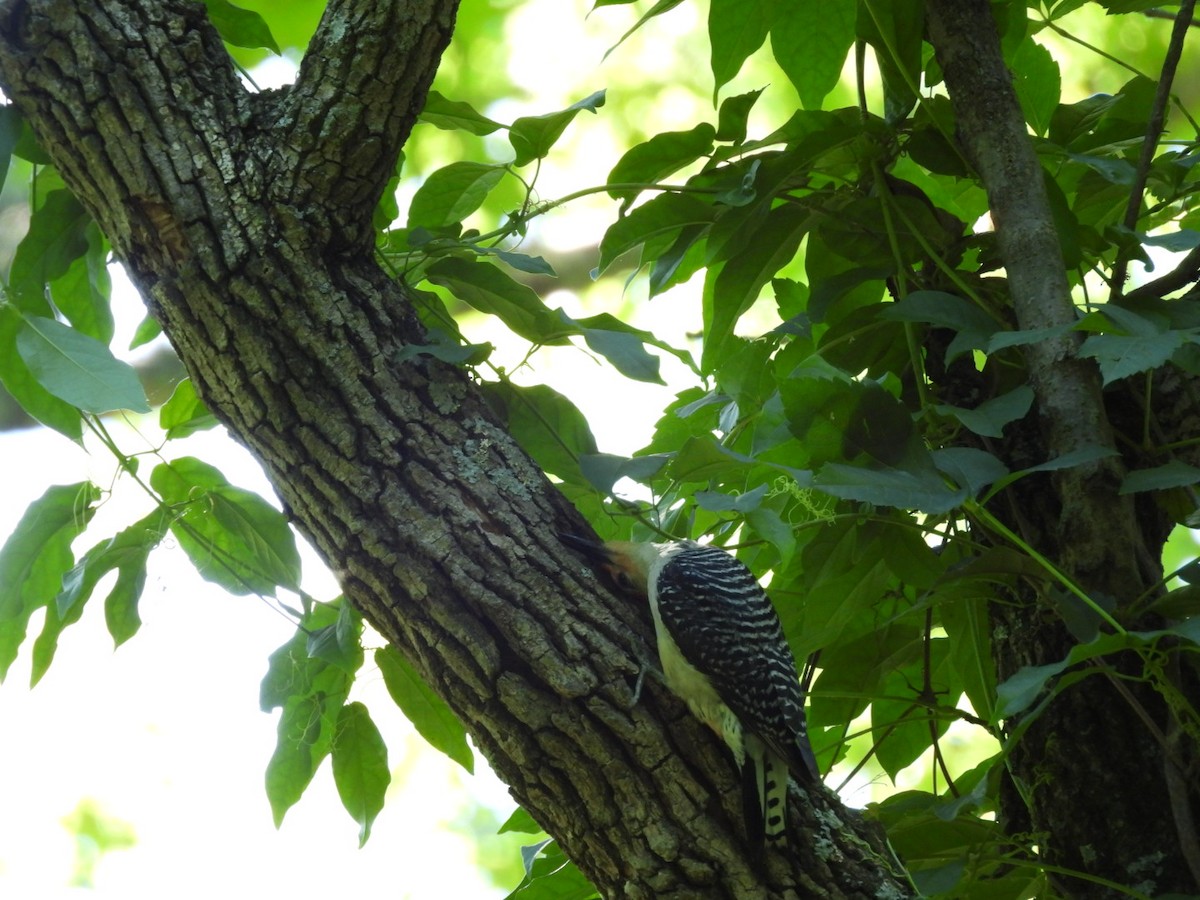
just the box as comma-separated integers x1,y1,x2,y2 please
1,1,1196,896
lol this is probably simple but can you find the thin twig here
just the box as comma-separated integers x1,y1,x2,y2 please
1110,0,1198,301
1123,244,1200,303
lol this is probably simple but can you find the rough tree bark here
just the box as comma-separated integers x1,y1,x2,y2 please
926,1,1200,895
0,1,909,896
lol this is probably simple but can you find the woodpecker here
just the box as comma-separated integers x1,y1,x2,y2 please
562,535,820,845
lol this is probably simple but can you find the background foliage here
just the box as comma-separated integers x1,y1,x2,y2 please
2,1,1199,897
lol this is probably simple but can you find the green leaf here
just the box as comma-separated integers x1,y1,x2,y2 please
408,162,506,229
481,382,597,486
499,806,545,835
0,105,21,196
332,702,391,847
150,457,301,596
419,91,503,135
9,190,92,310
578,452,670,494
597,192,716,274
426,257,565,345
509,91,605,166
1079,331,1185,384
1120,460,1200,494
1011,39,1060,137
556,310,669,384
0,482,101,682
376,646,473,771
937,385,1034,438
702,203,809,372
0,306,82,440
716,89,764,143
307,600,364,673
202,0,280,52
607,124,716,209
708,0,771,97
49,223,114,345
504,839,599,900
771,1,856,110
57,509,169,647
16,315,151,414
815,461,963,513
261,608,357,826
129,313,163,349
858,0,923,123
159,378,220,439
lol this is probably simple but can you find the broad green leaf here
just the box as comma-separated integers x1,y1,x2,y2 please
1079,331,1185,384
578,452,670,494
57,508,169,646
49,224,113,345
1120,460,1200,495
16,315,151,414
426,257,565,345
509,91,605,166
873,641,954,779
481,382,597,486
598,0,685,60
9,189,91,310
0,105,21,196
150,457,301,596
936,385,1034,438
499,806,545,835
332,702,391,847
408,162,506,229
487,248,556,276
504,838,599,900
858,0,923,123
770,1,856,110
932,448,1009,497
555,310,671,384
597,192,716,274
607,124,716,209
261,609,356,826
307,599,364,674
419,91,503,135
0,482,101,682
708,0,770,97
129,313,163,349
376,646,474,772
0,306,82,440
202,0,280,52
715,89,764,143
1011,39,1060,137
159,378,220,439
702,203,809,372
815,461,963,514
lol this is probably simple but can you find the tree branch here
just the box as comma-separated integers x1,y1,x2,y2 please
1110,0,1197,300
924,0,1146,598
273,0,458,251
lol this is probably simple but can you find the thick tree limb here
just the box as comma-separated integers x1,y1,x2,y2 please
0,0,908,895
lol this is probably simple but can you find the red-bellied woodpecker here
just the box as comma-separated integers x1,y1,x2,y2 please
562,535,820,845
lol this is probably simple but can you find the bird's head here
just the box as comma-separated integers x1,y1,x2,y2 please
559,533,664,598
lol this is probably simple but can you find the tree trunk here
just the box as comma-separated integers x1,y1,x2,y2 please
0,0,908,895
925,1,1200,894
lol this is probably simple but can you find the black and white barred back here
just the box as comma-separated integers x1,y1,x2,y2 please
653,542,820,785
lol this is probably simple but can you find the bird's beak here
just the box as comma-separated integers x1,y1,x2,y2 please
559,532,613,564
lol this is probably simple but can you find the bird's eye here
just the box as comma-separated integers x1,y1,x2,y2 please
613,570,637,593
